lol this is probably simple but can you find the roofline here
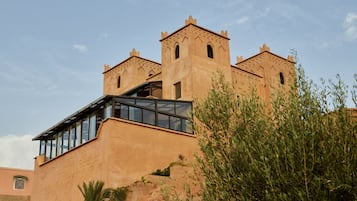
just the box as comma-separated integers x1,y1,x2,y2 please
160,23,230,42
236,50,295,65
103,56,161,74
32,95,111,141
230,65,263,78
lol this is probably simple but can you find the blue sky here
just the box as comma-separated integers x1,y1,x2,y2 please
0,0,356,169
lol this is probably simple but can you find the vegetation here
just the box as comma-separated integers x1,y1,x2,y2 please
78,180,128,201
103,186,129,201
194,68,357,200
78,181,105,201
152,167,170,176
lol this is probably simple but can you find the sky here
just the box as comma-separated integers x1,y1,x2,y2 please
0,0,356,169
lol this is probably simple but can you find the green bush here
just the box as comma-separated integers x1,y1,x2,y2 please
194,68,357,200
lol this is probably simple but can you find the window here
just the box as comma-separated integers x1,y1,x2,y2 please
207,44,213,58
175,45,180,59
174,82,181,99
13,176,27,190
279,72,285,85
117,76,121,88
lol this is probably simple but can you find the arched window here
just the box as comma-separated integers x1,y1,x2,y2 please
117,76,121,88
279,72,285,85
207,44,213,58
175,45,180,59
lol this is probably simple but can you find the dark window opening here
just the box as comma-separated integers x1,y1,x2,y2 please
279,72,285,85
207,45,213,58
175,45,180,59
174,82,181,99
14,178,25,189
117,76,121,88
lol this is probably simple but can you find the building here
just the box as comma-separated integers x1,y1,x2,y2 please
0,167,33,201
31,16,295,200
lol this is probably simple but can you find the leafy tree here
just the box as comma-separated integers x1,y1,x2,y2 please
194,68,357,200
78,180,105,201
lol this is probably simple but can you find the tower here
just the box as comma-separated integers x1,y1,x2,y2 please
160,16,232,101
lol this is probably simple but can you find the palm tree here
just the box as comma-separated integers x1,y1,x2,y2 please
78,180,105,201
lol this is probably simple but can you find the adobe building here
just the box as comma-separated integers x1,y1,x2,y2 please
31,16,295,200
0,167,33,201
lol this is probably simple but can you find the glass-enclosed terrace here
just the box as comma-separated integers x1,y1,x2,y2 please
33,95,193,162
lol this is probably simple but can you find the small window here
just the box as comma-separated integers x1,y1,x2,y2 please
175,45,180,59
279,72,285,85
13,176,27,190
117,76,121,88
174,82,181,99
207,45,213,58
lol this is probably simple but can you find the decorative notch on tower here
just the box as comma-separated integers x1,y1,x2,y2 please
260,44,270,52
287,55,295,62
236,56,244,63
130,48,140,57
185,16,197,25
161,32,168,39
104,64,110,71
220,30,228,38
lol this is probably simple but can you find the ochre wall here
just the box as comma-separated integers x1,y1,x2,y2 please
103,50,161,96
31,118,198,201
0,167,33,197
234,48,295,104
160,18,232,101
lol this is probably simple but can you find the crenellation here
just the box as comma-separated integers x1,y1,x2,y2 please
185,15,197,25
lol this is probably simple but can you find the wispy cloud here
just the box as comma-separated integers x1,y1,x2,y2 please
0,134,37,169
72,44,88,53
236,16,249,25
343,12,357,41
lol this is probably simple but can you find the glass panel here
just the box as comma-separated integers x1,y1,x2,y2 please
135,99,155,110
157,101,175,114
89,114,96,139
182,119,193,134
76,121,82,146
120,105,129,119
143,109,155,125
104,103,112,119
170,116,181,131
57,133,63,155
40,140,46,155
157,113,169,129
69,127,76,149
51,139,57,158
114,102,121,118
62,130,69,153
96,106,104,130
175,102,192,117
82,118,89,143
129,106,142,122
45,140,51,160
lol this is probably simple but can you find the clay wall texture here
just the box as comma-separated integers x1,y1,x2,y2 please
0,167,33,200
31,118,197,201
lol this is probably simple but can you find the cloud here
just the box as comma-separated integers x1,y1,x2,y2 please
343,12,357,41
0,134,38,170
236,16,249,25
72,44,88,53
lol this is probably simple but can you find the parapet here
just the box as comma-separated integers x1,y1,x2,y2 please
130,48,140,57
260,43,270,52
185,16,197,25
